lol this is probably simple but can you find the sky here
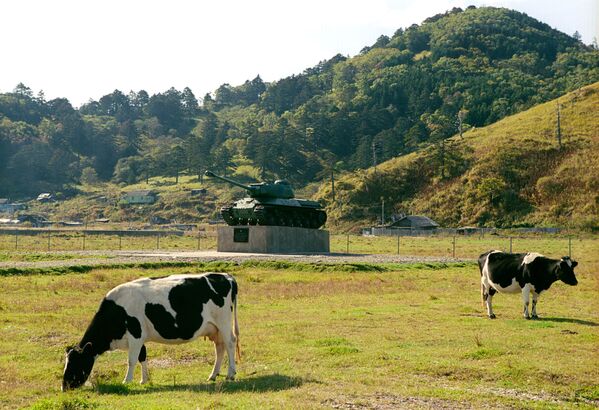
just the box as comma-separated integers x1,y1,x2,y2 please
1,0,597,107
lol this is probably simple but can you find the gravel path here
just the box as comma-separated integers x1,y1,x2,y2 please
0,250,472,270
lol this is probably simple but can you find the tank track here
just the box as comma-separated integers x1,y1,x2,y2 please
220,204,326,229
220,205,238,225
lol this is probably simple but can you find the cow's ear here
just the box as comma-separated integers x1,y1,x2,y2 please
82,342,93,354
572,261,578,268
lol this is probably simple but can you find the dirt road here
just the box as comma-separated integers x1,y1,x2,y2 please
0,250,469,270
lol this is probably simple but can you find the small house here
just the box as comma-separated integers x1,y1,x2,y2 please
36,193,54,202
457,226,480,235
120,190,158,205
59,221,84,227
387,215,439,230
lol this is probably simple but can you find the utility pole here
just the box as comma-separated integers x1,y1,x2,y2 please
372,141,378,173
439,139,446,179
381,197,385,226
330,170,335,202
457,110,465,138
556,102,562,149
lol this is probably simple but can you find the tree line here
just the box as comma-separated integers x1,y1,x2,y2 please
1,6,598,199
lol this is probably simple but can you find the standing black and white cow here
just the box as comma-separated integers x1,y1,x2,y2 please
478,250,578,319
62,272,239,391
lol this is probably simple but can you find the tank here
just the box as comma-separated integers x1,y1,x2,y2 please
205,170,327,229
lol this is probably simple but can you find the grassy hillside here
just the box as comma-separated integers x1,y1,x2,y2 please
23,174,225,226
24,164,319,227
318,82,599,230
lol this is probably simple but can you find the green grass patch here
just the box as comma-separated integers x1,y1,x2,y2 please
0,259,477,277
0,261,231,277
0,253,82,262
0,265,96,276
240,260,389,272
314,338,360,355
575,385,599,401
314,337,352,347
29,396,98,410
463,347,504,360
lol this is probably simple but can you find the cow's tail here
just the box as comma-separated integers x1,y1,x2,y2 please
479,251,493,308
481,281,485,307
234,297,241,362
232,279,241,362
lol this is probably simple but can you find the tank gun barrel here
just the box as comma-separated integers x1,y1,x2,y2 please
206,170,326,228
204,170,253,191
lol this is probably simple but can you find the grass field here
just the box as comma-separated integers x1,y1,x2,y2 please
0,246,597,409
329,234,593,260
0,231,593,261
0,232,218,253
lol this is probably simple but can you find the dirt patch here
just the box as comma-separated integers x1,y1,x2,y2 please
149,354,211,369
27,331,67,345
249,277,407,300
323,393,490,409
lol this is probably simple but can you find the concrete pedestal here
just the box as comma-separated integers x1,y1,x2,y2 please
217,225,329,254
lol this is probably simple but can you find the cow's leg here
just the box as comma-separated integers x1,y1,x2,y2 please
124,340,143,384
522,284,531,319
531,291,540,319
486,287,497,319
203,323,223,381
208,338,226,382
138,344,149,384
221,329,237,380
209,317,236,381
215,321,237,380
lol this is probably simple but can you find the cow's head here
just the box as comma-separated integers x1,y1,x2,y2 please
62,342,94,391
557,257,578,286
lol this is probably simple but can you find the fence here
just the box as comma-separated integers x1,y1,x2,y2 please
330,233,578,260
0,229,217,252
0,228,581,260
366,227,561,237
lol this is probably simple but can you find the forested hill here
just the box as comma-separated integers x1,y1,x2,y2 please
1,6,598,199
318,82,599,230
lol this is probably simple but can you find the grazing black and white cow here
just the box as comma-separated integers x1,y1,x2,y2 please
478,250,578,319
62,272,239,391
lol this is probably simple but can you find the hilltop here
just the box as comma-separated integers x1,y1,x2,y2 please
317,82,599,230
1,6,598,200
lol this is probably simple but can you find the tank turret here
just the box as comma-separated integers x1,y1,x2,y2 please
204,170,294,199
205,170,326,229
